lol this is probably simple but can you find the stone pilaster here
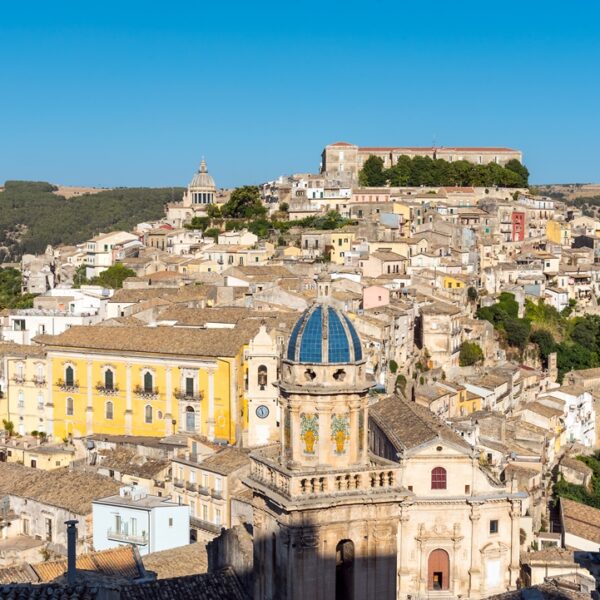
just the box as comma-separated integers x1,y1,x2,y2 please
86,359,93,434
125,363,132,434
165,367,173,435
207,366,215,440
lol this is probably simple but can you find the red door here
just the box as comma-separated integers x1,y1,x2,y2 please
428,549,450,590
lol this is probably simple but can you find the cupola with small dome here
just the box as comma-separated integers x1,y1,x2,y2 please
187,158,216,205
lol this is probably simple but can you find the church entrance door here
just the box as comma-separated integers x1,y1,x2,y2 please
428,549,450,590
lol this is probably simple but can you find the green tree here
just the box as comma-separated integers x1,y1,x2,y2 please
2,419,15,436
221,186,266,219
73,264,88,288
187,216,211,231
388,360,398,374
206,204,221,218
530,329,556,364
90,264,136,289
459,341,484,366
504,318,531,350
358,155,387,186
279,202,289,213
204,227,221,242
505,159,529,187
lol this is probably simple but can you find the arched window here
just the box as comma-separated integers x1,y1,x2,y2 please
105,401,114,420
336,539,354,600
65,366,74,387
145,405,153,424
428,549,450,590
431,467,447,490
104,369,114,391
258,365,268,390
66,397,74,416
143,371,153,393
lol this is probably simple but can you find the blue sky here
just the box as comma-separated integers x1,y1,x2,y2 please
0,0,598,188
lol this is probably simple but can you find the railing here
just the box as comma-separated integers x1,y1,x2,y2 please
198,486,210,496
106,529,148,545
33,376,46,387
185,481,197,492
174,389,203,402
95,383,120,396
173,478,185,488
134,385,159,400
56,379,79,392
211,489,223,500
12,375,25,384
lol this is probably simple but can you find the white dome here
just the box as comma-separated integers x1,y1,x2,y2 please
189,158,216,190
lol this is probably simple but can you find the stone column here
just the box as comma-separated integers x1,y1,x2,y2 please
207,366,215,441
46,358,54,439
468,503,482,596
289,401,301,467
125,363,132,435
86,360,93,434
508,500,521,588
397,507,412,596
165,367,173,435
348,399,361,465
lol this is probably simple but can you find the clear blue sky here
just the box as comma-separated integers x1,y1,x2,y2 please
1,0,598,188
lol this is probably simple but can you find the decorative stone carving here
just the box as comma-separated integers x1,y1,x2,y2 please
300,412,319,454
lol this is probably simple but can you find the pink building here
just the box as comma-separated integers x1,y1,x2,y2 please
362,285,390,310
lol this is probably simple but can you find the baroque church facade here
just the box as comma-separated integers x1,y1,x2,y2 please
243,278,526,600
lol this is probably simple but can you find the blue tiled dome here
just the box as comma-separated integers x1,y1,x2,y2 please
286,304,363,364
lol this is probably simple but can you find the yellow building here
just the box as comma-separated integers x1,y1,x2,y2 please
1,343,48,436
38,324,253,444
329,230,355,265
443,275,467,290
391,202,413,236
546,220,571,246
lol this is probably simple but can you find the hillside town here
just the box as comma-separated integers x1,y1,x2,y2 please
0,142,599,599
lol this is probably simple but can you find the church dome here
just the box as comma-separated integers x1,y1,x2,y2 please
286,304,363,364
189,158,216,190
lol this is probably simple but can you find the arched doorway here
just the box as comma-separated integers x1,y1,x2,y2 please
185,406,196,432
428,549,450,590
336,539,354,600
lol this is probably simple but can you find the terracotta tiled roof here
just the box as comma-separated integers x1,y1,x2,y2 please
560,497,600,544
369,394,472,452
119,569,248,600
36,323,256,358
142,543,208,579
0,463,120,515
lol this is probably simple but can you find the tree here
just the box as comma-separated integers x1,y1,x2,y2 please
504,318,531,350
279,202,289,213
73,264,88,288
204,228,221,242
459,341,484,366
2,419,15,437
530,329,556,364
358,155,387,186
187,216,211,231
505,159,529,187
206,204,221,218
388,360,398,374
467,287,478,303
221,186,266,219
90,264,136,289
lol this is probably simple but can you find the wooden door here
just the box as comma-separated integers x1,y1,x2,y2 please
428,549,450,590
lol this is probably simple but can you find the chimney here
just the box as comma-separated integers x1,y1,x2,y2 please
65,520,78,585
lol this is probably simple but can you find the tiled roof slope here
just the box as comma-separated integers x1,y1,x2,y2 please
142,543,208,579
36,324,257,357
120,569,248,600
369,394,472,452
560,497,600,544
0,463,120,514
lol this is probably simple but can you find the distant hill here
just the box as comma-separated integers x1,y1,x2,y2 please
0,181,184,262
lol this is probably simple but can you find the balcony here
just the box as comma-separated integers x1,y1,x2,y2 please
189,516,222,534
134,385,159,400
174,389,203,403
211,489,223,500
56,379,79,393
33,375,46,387
12,374,26,385
95,383,120,397
173,478,185,489
106,529,148,546
185,481,197,492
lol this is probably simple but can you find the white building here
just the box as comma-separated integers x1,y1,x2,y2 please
85,231,141,279
92,485,190,556
539,386,596,447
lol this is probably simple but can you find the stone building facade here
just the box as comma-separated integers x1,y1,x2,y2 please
321,141,523,182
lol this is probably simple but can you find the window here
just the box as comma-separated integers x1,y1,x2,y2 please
106,401,114,420
257,365,268,390
168,517,173,527
465,485,471,495
13,319,26,331
65,366,74,387
104,368,114,390
202,504,208,521
22,519,30,535
37,394,44,410
66,397,74,416
145,405,153,424
185,377,194,397
431,467,447,490
215,509,222,526
143,371,153,393
45,518,53,542
18,391,24,409
215,477,222,492
489,519,499,534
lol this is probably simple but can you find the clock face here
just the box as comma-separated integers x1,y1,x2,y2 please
256,405,270,419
